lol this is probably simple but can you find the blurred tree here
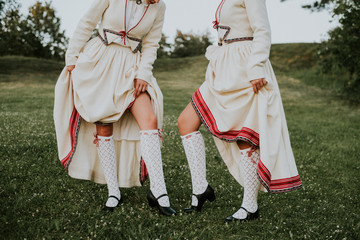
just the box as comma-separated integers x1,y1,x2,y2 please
171,30,212,58
0,0,24,55
0,0,68,59
26,1,68,59
157,33,171,58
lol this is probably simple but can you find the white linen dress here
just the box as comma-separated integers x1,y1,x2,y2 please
54,0,166,187
192,0,302,193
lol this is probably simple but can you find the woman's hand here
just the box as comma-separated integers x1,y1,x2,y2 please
134,78,148,98
145,0,159,4
250,78,267,94
67,65,75,73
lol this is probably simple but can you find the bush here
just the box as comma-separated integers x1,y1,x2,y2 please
170,30,212,58
317,0,360,103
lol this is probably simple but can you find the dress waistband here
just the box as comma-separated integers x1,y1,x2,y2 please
218,37,253,46
97,28,142,54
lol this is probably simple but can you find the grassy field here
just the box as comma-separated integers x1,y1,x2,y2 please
0,44,360,239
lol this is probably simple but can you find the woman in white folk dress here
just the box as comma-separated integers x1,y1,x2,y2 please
178,0,302,222
54,0,176,216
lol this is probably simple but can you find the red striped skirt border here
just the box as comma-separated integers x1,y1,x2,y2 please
191,89,259,146
258,160,302,193
60,101,148,184
60,107,81,171
191,89,302,193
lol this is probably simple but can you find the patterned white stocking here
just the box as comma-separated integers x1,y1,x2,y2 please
233,147,260,219
181,131,208,206
96,135,121,208
140,130,170,207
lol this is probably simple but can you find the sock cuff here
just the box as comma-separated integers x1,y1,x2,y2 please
239,147,251,154
181,131,201,140
97,135,113,140
140,129,159,135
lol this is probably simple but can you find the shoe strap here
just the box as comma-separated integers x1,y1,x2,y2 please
240,206,257,215
108,195,120,202
240,207,250,215
156,193,168,200
192,185,211,198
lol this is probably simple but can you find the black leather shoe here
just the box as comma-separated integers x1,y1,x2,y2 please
103,195,123,212
184,185,216,213
147,191,176,216
224,207,259,223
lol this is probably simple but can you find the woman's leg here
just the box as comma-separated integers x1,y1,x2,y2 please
227,141,261,221
178,103,202,136
178,103,214,211
95,124,121,209
130,93,173,211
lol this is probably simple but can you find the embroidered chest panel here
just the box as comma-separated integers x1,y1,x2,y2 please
102,0,156,36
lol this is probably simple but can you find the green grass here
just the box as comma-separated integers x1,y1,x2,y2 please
0,50,359,239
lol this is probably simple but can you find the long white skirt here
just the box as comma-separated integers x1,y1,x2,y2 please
192,41,302,193
54,37,163,187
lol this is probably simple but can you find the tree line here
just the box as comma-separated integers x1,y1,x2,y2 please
1,0,359,102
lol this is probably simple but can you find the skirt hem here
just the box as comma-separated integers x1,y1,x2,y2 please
192,89,302,193
191,89,259,146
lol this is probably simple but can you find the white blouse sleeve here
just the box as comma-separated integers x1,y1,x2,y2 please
65,0,109,66
135,3,166,83
244,0,271,81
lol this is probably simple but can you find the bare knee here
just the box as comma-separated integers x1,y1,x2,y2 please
178,112,200,136
137,111,157,130
237,140,252,150
96,124,113,136
177,112,188,130
147,113,158,129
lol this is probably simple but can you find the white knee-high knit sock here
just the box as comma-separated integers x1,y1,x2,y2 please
96,135,121,208
181,131,208,206
140,130,170,207
233,147,260,219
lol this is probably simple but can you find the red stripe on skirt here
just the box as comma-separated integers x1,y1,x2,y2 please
192,89,302,193
60,107,80,170
191,89,259,145
258,160,302,192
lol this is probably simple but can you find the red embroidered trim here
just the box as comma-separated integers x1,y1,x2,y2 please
98,29,127,46
124,0,128,44
93,133,99,147
214,0,226,29
139,157,148,185
126,99,136,110
258,159,302,193
61,100,135,171
127,5,150,34
191,89,302,193
60,107,81,171
98,0,148,50
158,129,164,141
97,29,143,53
191,89,259,145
